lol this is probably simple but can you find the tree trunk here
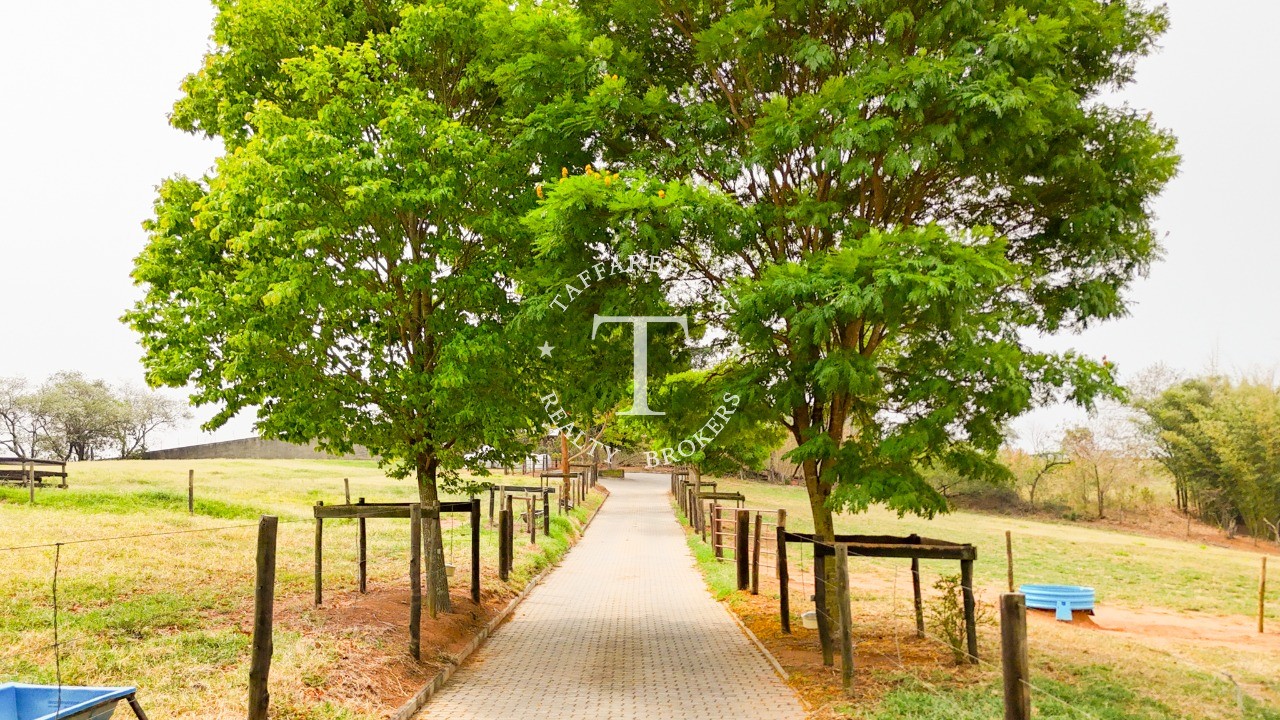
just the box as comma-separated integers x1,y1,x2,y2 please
803,459,838,665
416,453,452,615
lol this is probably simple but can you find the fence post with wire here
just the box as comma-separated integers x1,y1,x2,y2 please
1000,592,1031,720
248,515,278,720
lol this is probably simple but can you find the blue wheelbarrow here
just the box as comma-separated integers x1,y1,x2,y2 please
0,684,149,720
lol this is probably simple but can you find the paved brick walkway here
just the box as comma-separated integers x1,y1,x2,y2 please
417,471,805,720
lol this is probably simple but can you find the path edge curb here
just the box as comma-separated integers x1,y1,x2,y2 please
389,484,611,720
719,599,796,688
667,483,804,709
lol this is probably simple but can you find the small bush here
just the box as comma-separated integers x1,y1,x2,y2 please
925,574,993,665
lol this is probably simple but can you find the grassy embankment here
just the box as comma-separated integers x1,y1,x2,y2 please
679,476,1279,720
0,459,603,719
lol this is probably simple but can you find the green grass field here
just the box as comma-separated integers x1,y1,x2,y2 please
685,476,1280,720
4,462,1276,719
0,459,601,719
721,479,1274,617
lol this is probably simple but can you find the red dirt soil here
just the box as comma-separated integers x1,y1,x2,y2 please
267,581,515,712
730,592,987,719
1029,605,1280,652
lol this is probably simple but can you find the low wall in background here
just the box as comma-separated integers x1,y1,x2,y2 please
141,437,371,461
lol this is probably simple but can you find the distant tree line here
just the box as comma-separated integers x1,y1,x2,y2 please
0,372,189,461
1137,376,1280,542
966,372,1280,544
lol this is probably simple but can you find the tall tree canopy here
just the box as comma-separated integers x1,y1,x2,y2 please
528,0,1178,652
127,0,596,612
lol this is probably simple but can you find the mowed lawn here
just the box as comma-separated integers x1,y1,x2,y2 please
700,476,1280,719
0,459,601,719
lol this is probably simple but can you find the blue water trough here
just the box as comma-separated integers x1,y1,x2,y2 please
1019,584,1096,622
0,684,138,720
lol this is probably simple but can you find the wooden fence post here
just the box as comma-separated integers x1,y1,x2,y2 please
712,504,723,559
470,498,481,604
1006,530,1015,592
488,487,495,525
498,505,510,582
27,461,35,504
911,557,925,639
409,504,422,661
357,499,367,594
736,509,750,591
815,548,833,667
313,502,323,606
505,496,515,575
528,496,536,545
542,490,550,537
961,558,979,664
751,513,763,595
499,497,512,581
777,509,790,634
1000,593,1031,720
343,478,351,505
1261,556,1268,634
188,469,195,514
834,544,854,698
247,515,278,720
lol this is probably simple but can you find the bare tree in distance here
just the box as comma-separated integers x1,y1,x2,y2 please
114,385,190,459
0,373,191,461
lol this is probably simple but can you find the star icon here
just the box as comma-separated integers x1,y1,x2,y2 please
538,342,554,358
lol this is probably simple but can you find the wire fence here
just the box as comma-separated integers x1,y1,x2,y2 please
668,483,1276,720
0,501,491,719
1,520,277,718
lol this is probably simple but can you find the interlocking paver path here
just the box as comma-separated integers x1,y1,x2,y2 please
418,471,806,720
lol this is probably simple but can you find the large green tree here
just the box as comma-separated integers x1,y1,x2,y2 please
127,0,595,613
531,0,1178,655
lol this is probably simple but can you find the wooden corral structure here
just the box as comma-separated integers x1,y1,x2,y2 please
778,528,980,663
312,499,482,605
0,457,68,488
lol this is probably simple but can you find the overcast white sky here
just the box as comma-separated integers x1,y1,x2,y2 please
1,1,1277,450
